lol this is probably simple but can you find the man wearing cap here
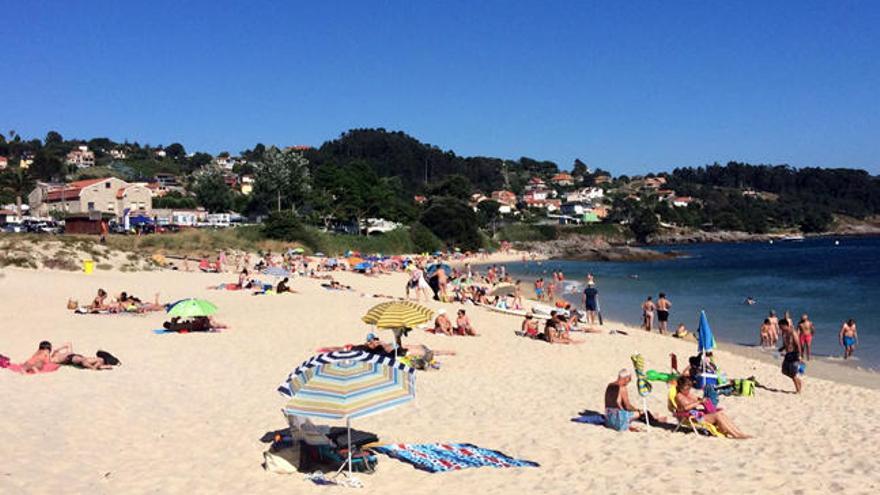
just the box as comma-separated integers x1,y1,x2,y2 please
582,281,599,325
604,369,643,431
353,333,396,359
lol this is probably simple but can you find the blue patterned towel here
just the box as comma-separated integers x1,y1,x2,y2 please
373,443,539,473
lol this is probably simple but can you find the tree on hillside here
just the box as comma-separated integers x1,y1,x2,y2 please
193,168,233,213
419,197,482,250
29,151,64,181
476,199,502,233
45,131,63,146
630,207,659,242
249,146,310,214
427,174,473,200
572,159,589,177
165,142,186,160
185,152,213,172
0,167,35,218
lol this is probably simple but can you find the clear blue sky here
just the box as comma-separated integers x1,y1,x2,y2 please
2,0,878,175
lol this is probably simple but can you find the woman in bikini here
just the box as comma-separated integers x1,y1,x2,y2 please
675,376,750,439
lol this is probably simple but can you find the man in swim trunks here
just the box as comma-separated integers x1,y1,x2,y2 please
839,319,858,359
779,319,803,393
604,369,643,431
641,296,655,331
798,314,815,361
534,278,544,301
582,281,599,325
656,293,671,334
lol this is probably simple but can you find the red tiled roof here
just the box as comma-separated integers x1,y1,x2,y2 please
116,188,126,199
44,178,110,202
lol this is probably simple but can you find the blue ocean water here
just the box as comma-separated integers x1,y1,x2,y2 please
503,236,880,369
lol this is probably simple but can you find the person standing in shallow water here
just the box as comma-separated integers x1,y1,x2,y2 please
656,293,672,334
798,313,815,361
641,296,655,331
839,319,858,359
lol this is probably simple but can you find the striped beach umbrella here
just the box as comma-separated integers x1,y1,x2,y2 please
278,350,416,478
278,349,416,419
262,266,291,278
361,301,433,329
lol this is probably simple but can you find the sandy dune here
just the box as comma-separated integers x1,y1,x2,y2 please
2,263,879,494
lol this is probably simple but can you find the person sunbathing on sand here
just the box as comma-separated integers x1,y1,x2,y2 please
675,376,750,439
118,292,165,313
455,309,477,336
89,289,110,311
521,312,540,338
21,341,54,373
433,309,454,336
50,343,117,370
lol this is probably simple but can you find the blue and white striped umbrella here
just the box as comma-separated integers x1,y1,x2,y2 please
277,349,416,420
262,266,291,278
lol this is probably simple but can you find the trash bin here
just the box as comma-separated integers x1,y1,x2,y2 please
83,259,95,274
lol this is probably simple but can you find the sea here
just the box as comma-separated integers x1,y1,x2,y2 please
500,236,880,370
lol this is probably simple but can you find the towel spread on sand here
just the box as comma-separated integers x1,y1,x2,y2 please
373,443,539,473
5,362,61,374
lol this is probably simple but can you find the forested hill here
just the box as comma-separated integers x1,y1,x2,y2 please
668,162,880,220
306,128,560,195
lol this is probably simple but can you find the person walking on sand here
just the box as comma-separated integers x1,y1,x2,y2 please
839,319,858,359
641,296,655,331
779,319,804,393
798,314,815,361
534,278,545,301
656,293,672,334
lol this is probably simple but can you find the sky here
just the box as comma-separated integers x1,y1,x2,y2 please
2,0,878,175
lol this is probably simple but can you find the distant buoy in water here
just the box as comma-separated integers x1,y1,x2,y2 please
835,240,840,246
769,240,774,245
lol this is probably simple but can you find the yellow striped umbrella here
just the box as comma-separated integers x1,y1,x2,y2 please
362,301,434,329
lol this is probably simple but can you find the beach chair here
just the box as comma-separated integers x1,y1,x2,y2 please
285,413,378,473
667,385,725,438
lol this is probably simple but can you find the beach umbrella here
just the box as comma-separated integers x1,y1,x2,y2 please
697,310,716,355
262,266,291,278
426,263,452,276
630,354,652,427
278,349,416,478
166,298,218,318
362,301,434,329
290,247,305,254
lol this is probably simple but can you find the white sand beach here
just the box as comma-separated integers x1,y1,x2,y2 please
2,260,879,494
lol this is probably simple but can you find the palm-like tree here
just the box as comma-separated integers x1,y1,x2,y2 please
0,167,35,219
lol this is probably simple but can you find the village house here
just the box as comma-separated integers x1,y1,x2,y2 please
523,197,561,212
550,172,575,187
593,174,612,185
65,145,95,169
642,176,667,190
240,175,254,195
565,186,604,203
490,190,517,214
0,156,8,169
28,177,152,218
673,196,695,208
109,148,127,160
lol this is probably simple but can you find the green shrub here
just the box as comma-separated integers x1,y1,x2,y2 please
409,222,442,253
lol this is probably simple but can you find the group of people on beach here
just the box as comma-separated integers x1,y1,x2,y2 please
759,310,858,361
2,340,121,373
69,288,166,314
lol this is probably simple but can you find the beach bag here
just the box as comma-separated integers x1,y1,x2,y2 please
0,354,10,368
734,379,756,397
96,350,121,366
67,299,78,310
263,444,301,474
